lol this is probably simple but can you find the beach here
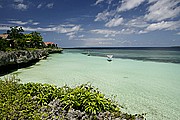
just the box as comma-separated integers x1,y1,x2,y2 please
4,50,179,120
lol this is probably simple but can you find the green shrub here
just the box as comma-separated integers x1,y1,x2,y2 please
0,75,144,119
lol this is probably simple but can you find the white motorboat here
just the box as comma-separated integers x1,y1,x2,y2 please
107,55,113,61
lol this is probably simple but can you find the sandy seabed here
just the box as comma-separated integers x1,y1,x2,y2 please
6,52,180,120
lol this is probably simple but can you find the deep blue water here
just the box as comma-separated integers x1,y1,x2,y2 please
64,47,180,64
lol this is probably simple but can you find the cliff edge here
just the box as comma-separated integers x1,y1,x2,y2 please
0,49,63,75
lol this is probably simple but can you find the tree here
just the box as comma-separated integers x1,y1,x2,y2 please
7,26,25,49
7,26,24,40
30,31,43,48
3,26,45,50
0,38,9,51
24,34,33,48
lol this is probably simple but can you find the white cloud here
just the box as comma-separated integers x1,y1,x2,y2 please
94,0,114,6
94,0,104,5
94,0,179,37
126,17,149,28
37,4,42,8
68,35,76,40
148,0,158,3
0,23,83,35
145,0,180,21
94,10,115,22
94,0,147,30
56,25,82,34
94,11,109,22
66,32,75,36
32,22,39,25
120,28,136,34
138,30,148,34
105,17,123,27
66,32,76,40
117,0,145,12
65,27,85,40
13,3,27,10
28,19,33,23
8,20,40,26
22,27,39,31
145,21,180,31
8,20,28,25
0,25,25,31
80,37,115,41
46,3,54,8
27,20,40,26
0,25,11,30
51,25,83,33
78,35,84,38
21,27,54,32
91,29,119,36
0,5,2,8
107,0,113,5
91,28,136,36
177,32,180,35
22,24,82,34
81,38,115,47
60,24,76,27
14,0,23,3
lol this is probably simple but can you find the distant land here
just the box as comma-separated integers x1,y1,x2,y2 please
63,46,180,51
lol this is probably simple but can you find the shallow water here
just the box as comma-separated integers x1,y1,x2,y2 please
3,50,180,120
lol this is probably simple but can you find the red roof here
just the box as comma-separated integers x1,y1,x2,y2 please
0,34,8,39
44,42,55,45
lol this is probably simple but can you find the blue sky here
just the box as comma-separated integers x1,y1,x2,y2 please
0,0,180,47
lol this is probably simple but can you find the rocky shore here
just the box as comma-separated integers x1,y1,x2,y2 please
0,49,63,75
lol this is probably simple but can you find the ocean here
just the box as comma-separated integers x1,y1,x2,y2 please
2,47,180,120
66,47,180,64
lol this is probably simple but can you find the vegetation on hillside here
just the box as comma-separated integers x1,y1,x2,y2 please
0,76,145,119
0,26,56,51
0,38,9,51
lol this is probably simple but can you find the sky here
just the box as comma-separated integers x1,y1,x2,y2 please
0,0,180,47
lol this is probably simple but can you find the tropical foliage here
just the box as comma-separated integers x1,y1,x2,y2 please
0,76,145,119
0,37,9,51
7,26,24,40
0,26,45,51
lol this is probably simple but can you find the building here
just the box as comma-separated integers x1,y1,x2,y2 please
44,42,57,48
0,33,15,48
0,34,9,39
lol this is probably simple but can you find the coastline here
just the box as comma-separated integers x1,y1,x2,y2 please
0,48,63,76
13,51,180,120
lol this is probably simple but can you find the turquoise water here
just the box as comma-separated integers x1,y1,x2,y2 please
4,49,180,120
